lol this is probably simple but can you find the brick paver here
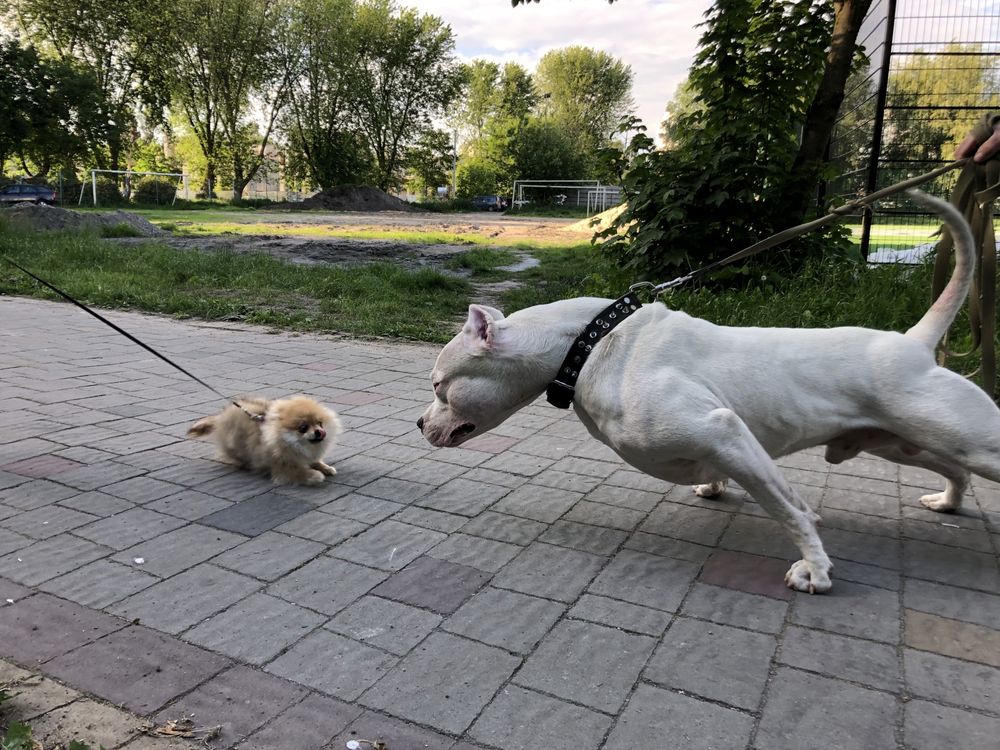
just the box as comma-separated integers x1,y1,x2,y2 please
2,296,1000,749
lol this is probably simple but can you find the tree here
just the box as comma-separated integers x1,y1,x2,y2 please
534,46,634,160
406,128,453,198
11,0,170,172
513,118,584,180
601,0,847,283
282,0,372,190
160,0,295,199
456,60,501,142
353,0,464,190
0,36,109,179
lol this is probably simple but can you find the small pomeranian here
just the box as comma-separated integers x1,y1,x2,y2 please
187,395,342,485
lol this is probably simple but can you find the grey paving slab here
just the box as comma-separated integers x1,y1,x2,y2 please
325,595,441,655
0,592,126,663
490,484,582,523
199,493,315,536
515,620,656,713
492,542,605,603
425,532,521,572
791,579,901,643
274,508,368,545
645,617,775,710
266,629,397,701
680,582,789,634
903,578,1000,630
360,632,520,735
184,592,325,664
324,493,406,524
469,684,612,750
904,648,1000,714
604,684,753,750
268,555,388,616
143,489,232,520
153,664,306,748
212,531,325,581
778,625,901,691
372,555,490,614
416,477,512,516
755,667,897,750
38,559,159,608
74,507,187,549
57,490,134,516
903,538,1000,592
2,505,97,540
1,479,79,510
567,593,672,636
331,519,446,571
29,698,144,750
112,524,246,577
904,699,1000,750
459,511,547,545
0,534,111,586
588,548,699,612
44,624,231,714
331,710,460,750
110,564,260,635
443,586,565,654
539,519,627,555
238,693,362,750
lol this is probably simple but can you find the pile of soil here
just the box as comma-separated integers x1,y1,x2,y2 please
277,185,423,212
1,203,164,237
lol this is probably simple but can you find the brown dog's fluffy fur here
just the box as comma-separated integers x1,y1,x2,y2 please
187,396,342,485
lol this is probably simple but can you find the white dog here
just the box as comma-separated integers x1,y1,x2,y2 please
418,191,995,593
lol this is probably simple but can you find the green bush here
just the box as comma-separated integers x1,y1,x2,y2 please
132,177,177,205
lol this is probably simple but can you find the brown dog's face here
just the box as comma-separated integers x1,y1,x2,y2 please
271,397,340,448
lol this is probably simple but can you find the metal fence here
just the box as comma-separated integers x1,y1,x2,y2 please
827,0,1000,262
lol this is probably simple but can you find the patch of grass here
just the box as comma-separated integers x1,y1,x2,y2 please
99,222,144,238
157,222,178,233
0,222,470,342
444,247,518,279
1,721,35,750
501,241,972,339
419,198,477,213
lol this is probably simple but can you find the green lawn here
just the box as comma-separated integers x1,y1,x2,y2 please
0,223,471,342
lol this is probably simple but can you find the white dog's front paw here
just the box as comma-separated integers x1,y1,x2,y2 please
693,481,726,498
919,491,958,513
305,469,326,486
784,559,832,594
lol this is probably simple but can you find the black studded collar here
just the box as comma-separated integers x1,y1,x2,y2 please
546,293,644,409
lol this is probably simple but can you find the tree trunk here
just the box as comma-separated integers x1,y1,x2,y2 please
783,0,873,224
202,161,216,199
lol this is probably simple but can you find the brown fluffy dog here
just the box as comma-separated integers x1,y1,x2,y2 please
187,396,342,485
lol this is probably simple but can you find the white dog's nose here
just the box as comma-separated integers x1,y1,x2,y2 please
416,417,425,431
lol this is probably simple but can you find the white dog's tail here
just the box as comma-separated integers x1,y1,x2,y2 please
904,189,976,349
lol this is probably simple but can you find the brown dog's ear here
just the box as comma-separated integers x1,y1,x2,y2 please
464,304,503,351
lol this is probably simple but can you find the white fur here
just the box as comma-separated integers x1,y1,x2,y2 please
419,193,999,593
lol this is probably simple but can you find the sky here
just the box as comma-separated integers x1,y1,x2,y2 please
406,0,715,142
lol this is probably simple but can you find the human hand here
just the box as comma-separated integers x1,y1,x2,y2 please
955,113,1000,163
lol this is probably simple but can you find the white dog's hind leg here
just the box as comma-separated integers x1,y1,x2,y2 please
701,408,831,593
864,445,968,512
693,480,728,498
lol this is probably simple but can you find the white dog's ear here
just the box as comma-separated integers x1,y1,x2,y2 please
464,304,503,350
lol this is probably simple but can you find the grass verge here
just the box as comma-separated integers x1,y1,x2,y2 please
0,223,469,342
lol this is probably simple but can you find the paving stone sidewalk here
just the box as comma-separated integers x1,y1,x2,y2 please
1,295,999,750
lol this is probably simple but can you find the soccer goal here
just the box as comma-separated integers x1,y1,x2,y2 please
509,179,621,215
79,169,189,206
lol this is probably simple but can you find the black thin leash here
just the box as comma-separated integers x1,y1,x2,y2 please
1,255,263,422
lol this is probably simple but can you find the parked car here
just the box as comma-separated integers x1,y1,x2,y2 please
0,183,57,205
472,194,507,211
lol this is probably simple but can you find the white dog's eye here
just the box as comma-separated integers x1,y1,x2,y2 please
297,423,308,434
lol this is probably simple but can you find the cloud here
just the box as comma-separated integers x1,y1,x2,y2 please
407,0,713,140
